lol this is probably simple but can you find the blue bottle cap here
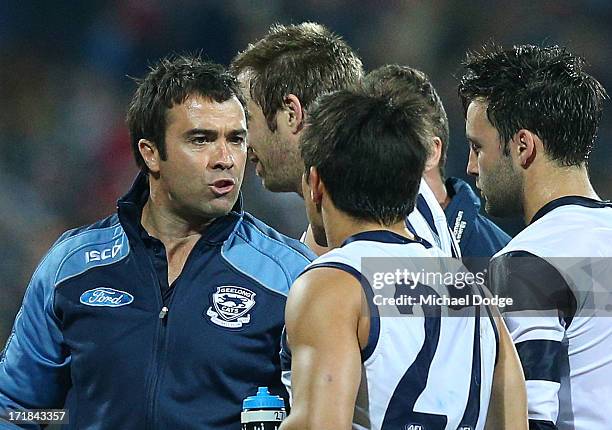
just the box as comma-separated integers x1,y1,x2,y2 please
242,387,285,410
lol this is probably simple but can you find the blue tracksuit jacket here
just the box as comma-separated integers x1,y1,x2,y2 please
0,173,314,429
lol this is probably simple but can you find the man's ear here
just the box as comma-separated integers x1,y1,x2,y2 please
424,136,443,173
282,94,304,134
138,139,160,173
513,129,537,169
308,166,324,208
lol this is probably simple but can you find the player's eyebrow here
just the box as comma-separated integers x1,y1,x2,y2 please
466,136,481,147
184,128,218,140
226,128,247,138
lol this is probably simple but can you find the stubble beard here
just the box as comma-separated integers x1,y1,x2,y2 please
260,136,303,194
483,157,524,218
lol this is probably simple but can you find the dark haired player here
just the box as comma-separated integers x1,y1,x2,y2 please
459,44,612,430
280,90,527,430
0,55,313,429
364,65,510,274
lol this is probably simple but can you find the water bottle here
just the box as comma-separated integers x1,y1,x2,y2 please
241,386,286,430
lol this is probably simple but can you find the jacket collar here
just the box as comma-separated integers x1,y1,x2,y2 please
444,177,481,218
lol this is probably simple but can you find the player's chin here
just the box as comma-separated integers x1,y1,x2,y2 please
314,231,328,247
261,176,290,193
258,172,276,191
202,194,241,217
484,198,509,218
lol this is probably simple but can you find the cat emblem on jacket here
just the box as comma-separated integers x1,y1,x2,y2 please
206,286,256,328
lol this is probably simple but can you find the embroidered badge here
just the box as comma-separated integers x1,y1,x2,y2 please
206,286,256,328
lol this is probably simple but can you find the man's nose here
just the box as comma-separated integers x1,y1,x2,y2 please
212,141,234,170
466,148,479,177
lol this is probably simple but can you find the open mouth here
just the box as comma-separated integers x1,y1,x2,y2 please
210,179,236,196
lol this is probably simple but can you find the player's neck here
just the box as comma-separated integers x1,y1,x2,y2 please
523,163,599,224
324,208,415,248
423,170,451,209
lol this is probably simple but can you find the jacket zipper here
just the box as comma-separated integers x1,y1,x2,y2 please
146,302,170,430
144,256,170,430
143,243,201,429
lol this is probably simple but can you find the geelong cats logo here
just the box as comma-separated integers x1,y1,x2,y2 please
206,286,256,329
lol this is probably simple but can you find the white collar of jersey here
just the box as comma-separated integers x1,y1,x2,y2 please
342,230,432,249
530,196,612,224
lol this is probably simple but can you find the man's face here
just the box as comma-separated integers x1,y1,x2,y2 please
465,100,523,218
238,74,303,193
157,94,247,221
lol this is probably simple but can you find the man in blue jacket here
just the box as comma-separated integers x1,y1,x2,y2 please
363,65,511,273
0,55,314,429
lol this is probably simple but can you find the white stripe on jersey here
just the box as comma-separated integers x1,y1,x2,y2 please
411,179,461,257
286,232,495,430
525,380,561,423
491,197,612,430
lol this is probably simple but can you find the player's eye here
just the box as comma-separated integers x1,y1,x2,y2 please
191,136,211,145
470,142,480,154
230,136,245,145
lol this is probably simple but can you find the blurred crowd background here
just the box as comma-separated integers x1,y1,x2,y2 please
1,0,611,344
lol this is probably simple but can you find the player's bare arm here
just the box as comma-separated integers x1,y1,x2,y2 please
485,302,528,430
280,267,367,430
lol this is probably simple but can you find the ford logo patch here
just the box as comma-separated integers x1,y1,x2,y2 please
80,287,134,308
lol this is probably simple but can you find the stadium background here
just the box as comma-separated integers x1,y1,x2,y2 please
1,0,611,346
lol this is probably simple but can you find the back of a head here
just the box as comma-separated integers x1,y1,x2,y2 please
301,90,430,225
231,22,363,131
126,54,245,171
458,44,608,166
364,64,449,155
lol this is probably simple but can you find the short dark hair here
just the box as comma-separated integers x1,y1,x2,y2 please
230,22,363,131
301,90,430,225
458,44,608,166
127,54,246,171
364,65,449,177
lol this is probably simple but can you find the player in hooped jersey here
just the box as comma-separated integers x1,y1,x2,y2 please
363,65,510,272
459,44,611,430
231,22,459,258
279,90,527,430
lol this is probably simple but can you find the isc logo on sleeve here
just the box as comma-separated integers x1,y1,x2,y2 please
84,243,123,263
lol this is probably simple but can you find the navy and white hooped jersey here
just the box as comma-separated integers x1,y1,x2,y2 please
283,230,497,430
489,197,612,430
